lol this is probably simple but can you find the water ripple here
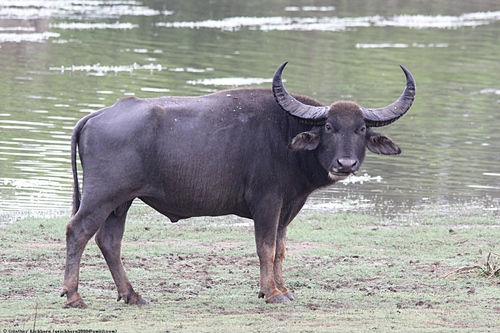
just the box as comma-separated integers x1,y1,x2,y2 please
187,77,273,86
49,63,164,75
0,31,59,43
51,22,139,30
157,11,500,32
0,0,171,19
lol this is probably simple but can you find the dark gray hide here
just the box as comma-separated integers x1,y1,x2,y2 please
61,63,416,308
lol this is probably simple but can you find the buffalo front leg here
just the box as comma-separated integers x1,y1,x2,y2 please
95,204,147,305
253,209,290,303
274,227,295,301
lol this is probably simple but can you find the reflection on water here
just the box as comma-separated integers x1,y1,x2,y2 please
355,43,449,49
50,63,165,75
0,0,167,19
186,77,272,87
157,10,500,31
1,0,500,214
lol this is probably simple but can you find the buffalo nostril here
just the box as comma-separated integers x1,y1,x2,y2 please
337,158,357,171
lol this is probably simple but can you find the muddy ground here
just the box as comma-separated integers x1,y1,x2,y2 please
1,205,499,332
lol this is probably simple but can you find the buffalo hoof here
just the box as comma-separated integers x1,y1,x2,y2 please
121,293,148,306
283,292,296,301
60,288,87,309
259,290,295,302
265,294,292,304
133,297,148,306
63,298,88,309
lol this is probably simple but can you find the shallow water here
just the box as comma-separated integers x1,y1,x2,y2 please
1,0,500,215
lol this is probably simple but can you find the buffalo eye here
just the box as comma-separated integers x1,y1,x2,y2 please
325,122,333,132
357,125,366,135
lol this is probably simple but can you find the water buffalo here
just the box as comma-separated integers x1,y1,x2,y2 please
61,62,416,308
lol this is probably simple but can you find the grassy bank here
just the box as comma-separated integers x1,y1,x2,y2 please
0,205,499,332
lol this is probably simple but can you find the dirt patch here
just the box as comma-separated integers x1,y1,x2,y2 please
286,241,335,255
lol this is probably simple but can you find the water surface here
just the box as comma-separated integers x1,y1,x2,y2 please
1,0,500,216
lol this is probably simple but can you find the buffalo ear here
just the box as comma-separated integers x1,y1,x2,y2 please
366,128,401,155
289,131,320,151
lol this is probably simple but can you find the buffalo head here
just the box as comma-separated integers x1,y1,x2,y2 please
272,61,416,181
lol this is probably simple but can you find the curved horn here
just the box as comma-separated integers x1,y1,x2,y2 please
273,61,330,124
362,65,416,127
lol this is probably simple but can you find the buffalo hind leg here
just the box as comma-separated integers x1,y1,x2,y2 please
95,201,147,305
274,227,295,301
61,210,108,308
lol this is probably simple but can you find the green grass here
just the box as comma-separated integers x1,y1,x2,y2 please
0,204,499,332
